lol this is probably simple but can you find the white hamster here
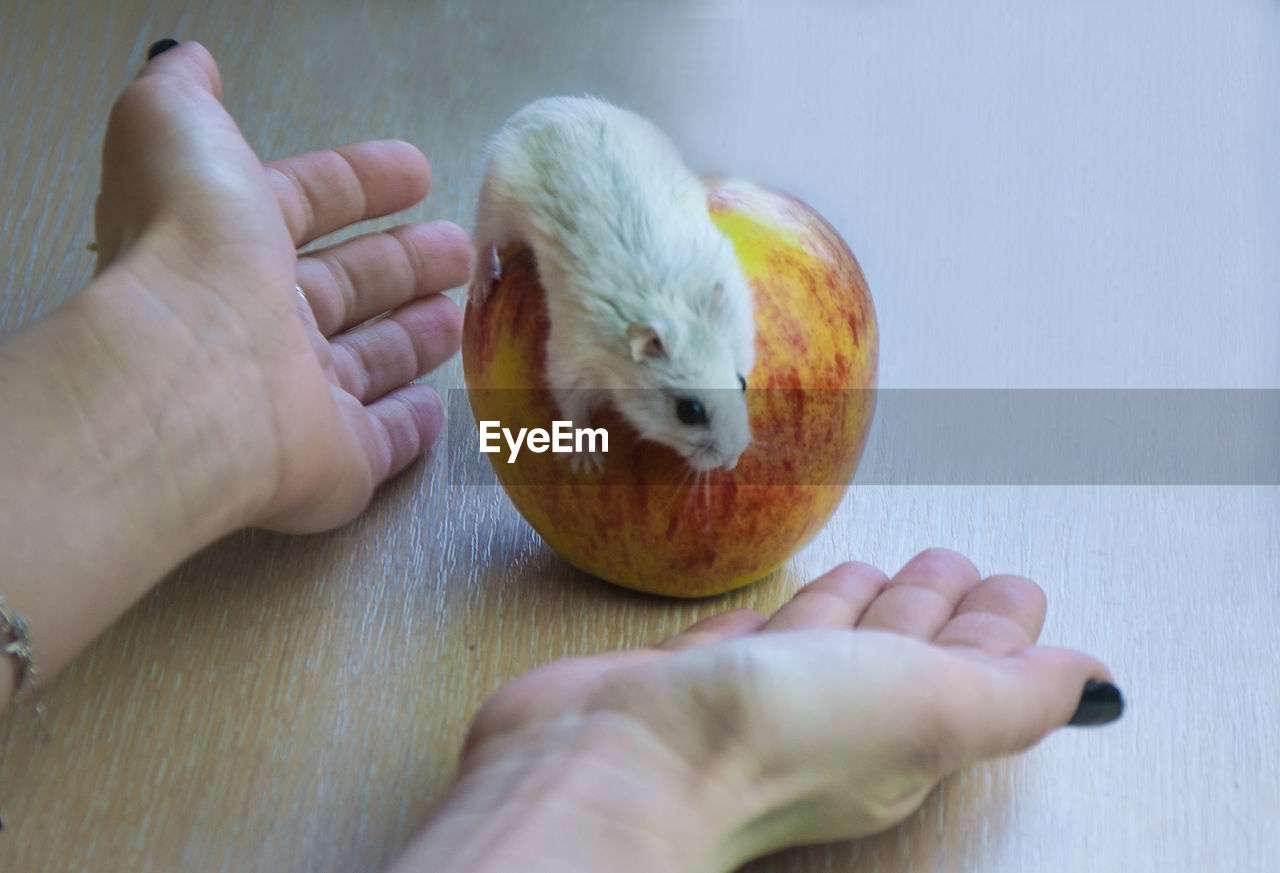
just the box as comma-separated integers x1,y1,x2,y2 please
468,96,756,472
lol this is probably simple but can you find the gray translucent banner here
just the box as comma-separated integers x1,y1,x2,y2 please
445,389,1279,485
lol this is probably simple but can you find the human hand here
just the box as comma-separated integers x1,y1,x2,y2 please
392,549,1121,872
90,40,472,533
0,40,474,694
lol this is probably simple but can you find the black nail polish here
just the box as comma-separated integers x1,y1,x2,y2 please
1068,680,1124,727
147,38,179,60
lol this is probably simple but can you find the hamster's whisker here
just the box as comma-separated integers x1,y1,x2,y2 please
660,465,698,514
678,469,705,520
744,434,802,457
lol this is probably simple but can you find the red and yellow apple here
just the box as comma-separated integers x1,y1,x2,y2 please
461,177,877,597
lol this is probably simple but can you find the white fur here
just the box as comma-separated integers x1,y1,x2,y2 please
470,96,756,471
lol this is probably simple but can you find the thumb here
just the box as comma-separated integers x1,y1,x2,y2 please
135,39,223,99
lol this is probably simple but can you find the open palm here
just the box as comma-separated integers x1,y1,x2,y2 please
93,41,472,532
460,549,1117,862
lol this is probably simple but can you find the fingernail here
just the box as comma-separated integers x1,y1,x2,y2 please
1068,679,1124,727
147,38,180,60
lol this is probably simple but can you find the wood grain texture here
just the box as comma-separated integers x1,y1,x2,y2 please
1,1,1277,872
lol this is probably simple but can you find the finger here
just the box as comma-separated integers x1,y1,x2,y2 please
933,574,1048,656
761,562,889,632
294,288,338,380
266,140,433,248
857,548,983,639
361,383,447,482
135,40,222,99
959,648,1120,762
296,220,473,336
655,608,768,651
329,295,462,404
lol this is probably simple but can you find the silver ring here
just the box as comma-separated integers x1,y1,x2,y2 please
295,285,310,307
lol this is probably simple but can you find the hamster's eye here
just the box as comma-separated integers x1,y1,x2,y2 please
675,398,709,426
738,373,747,392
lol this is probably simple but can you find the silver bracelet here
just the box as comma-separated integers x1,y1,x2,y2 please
0,594,43,717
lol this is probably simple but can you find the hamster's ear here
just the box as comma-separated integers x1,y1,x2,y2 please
627,322,667,362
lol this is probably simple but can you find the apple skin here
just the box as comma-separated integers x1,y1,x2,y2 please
461,177,877,597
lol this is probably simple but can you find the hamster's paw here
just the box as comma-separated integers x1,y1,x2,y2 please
466,274,492,308
568,449,605,476
551,391,606,476
466,247,502,307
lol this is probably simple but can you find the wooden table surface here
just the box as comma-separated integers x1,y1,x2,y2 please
1,2,1277,871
